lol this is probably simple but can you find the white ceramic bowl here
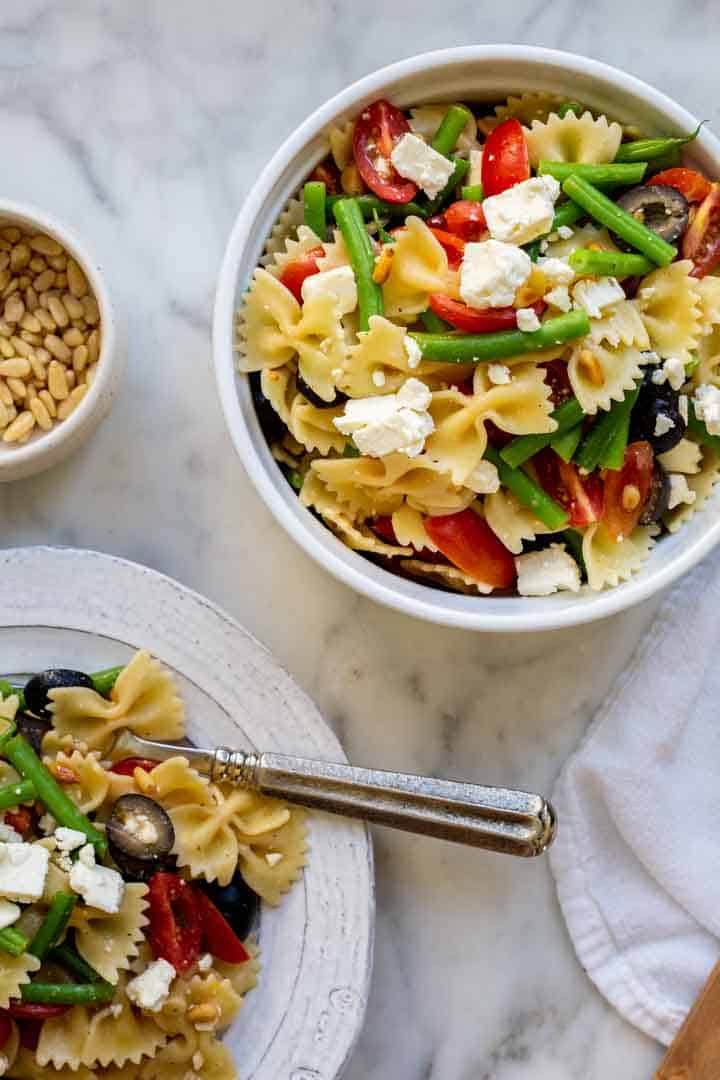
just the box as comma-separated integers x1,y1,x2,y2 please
0,200,120,482
213,45,720,632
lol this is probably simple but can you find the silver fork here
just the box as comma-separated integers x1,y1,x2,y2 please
116,731,556,858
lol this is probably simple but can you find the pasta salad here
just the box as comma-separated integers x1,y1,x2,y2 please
237,92,720,597
0,652,306,1079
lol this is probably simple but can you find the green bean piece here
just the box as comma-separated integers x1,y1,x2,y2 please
500,397,585,469
90,666,124,697
569,248,654,278
574,385,640,472
21,981,114,1005
558,102,583,119
29,893,77,961
562,175,676,266
431,104,473,157
0,680,13,699
687,404,720,451
51,942,103,983
420,308,451,333
552,201,585,231
332,198,384,332
614,124,702,163
326,193,428,220
562,529,587,577
424,156,470,215
409,310,591,365
461,184,484,202
285,467,304,492
0,778,36,812
485,448,569,531
4,735,107,856
551,421,584,463
539,161,647,188
526,239,542,262
0,927,29,957
342,443,360,459
303,181,327,240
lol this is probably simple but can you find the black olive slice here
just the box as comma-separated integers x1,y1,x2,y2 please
200,871,260,940
107,795,175,883
615,184,689,248
639,463,671,525
630,369,686,453
296,373,347,410
24,669,94,719
16,712,52,755
249,372,286,442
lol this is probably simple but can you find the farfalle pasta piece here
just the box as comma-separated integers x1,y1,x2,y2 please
391,504,438,552
696,275,720,331
9,1048,98,1080
235,806,308,906
568,342,647,414
311,453,476,516
494,91,568,127
339,315,417,398
216,938,261,998
156,970,243,1042
300,472,412,555
664,448,720,533
263,224,322,278
328,119,355,170
400,558,493,594
0,950,40,1008
70,883,149,984
409,104,479,151
49,650,185,754
588,300,650,350
582,523,655,591
658,439,703,475
637,260,703,364
316,228,350,272
133,755,212,809
44,749,112,813
382,217,459,319
484,489,560,554
258,196,304,271
260,367,346,455
523,110,622,167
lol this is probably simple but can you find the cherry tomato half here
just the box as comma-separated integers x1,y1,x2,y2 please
352,100,417,204
428,295,544,334
109,757,160,776
650,167,711,204
534,449,605,528
4,807,32,835
278,246,324,303
683,183,720,277
424,510,516,589
481,119,530,197
602,441,654,540
427,228,466,270
147,871,203,976
444,199,487,241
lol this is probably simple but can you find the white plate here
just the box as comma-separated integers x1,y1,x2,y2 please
0,546,373,1080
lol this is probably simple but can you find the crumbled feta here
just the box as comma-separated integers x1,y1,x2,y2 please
651,356,686,391
515,544,582,597
536,256,575,286
123,811,159,846
0,824,22,845
265,852,284,866
466,460,500,494
544,285,572,312
404,334,422,369
679,394,689,424
694,383,720,435
571,276,624,318
372,369,386,388
482,175,560,245
667,473,697,510
557,225,574,240
126,958,176,1013
0,899,20,931
459,240,531,310
38,813,56,836
55,827,87,853
516,306,541,332
0,842,49,902
654,413,675,438
301,265,357,316
333,377,434,458
539,239,549,254
389,133,455,199
69,845,125,914
197,953,213,973
487,363,511,385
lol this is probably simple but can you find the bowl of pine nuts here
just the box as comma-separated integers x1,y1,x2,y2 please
0,200,118,481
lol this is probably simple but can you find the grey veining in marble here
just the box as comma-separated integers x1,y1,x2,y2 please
0,1,716,1076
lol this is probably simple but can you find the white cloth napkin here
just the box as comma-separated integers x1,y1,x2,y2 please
550,555,720,1046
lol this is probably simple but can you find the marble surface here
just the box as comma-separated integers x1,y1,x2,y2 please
0,1,716,1076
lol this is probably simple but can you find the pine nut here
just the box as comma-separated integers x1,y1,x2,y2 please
66,369,76,390
34,269,55,293
0,340,13,360
29,256,46,273
24,286,38,312
3,295,23,324
56,384,86,420
54,272,67,289
0,358,30,378
10,243,30,272
0,228,20,244
10,336,31,358
47,295,69,329
63,327,83,348
577,349,605,387
2,278,18,299
20,331,41,346
7,377,26,399
82,295,99,325
0,401,8,429
3,410,34,442
30,395,52,430
187,1002,221,1026
67,258,88,299
47,253,67,271
0,380,11,406
72,344,88,373
30,233,62,257
87,329,100,364
39,389,56,417
19,311,41,334
62,293,84,320
35,307,55,332
25,382,37,402
30,352,46,381
44,334,71,362
47,360,69,400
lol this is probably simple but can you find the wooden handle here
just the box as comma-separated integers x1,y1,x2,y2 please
656,960,720,1080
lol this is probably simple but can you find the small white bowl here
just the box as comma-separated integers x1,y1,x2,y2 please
213,46,720,632
0,200,120,482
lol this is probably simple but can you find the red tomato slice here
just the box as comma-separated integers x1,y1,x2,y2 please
278,247,325,304
352,100,418,204
427,228,465,270
109,757,160,776
534,448,605,528
424,510,516,589
481,119,530,196
193,889,250,965
444,199,487,241
428,294,544,334
603,441,654,540
683,183,720,277
650,167,711,204
7,1002,70,1020
4,807,32,834
540,359,574,407
310,160,341,196
147,872,203,976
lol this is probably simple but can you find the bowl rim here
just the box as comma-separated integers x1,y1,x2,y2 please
0,198,117,470
213,44,720,632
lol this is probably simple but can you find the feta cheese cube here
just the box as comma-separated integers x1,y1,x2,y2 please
544,285,572,312
516,306,541,333
667,473,697,510
0,842,49,902
55,827,87,853
537,256,575,287
657,356,686,391
301,265,357,315
557,225,574,240
466,460,500,495
694,383,720,435
126,958,176,1013
389,133,455,199
482,176,560,245
488,363,511,385
515,544,582,597
654,413,675,438
69,845,125,914
679,394,689,424
571,276,624,318
0,824,22,845
0,899,20,931
460,240,532,310
404,334,422,369
333,377,434,458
